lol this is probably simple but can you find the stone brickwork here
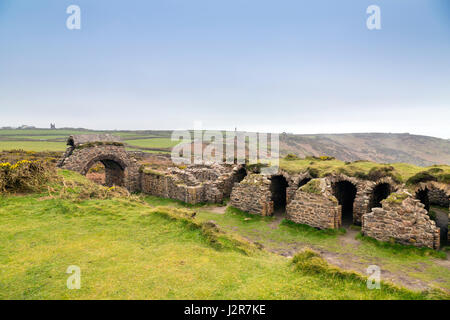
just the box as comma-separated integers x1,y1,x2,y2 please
285,172,312,204
362,193,440,249
428,186,450,208
57,135,141,192
140,164,242,204
286,179,340,229
230,174,273,216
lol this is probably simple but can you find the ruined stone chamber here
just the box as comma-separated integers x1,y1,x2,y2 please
229,170,447,249
141,164,247,205
57,134,141,192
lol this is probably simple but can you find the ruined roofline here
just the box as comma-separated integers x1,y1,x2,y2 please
66,134,123,147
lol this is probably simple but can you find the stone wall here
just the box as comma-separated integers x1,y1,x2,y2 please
285,172,312,205
362,194,440,249
230,174,273,216
140,170,223,204
428,187,450,207
286,179,340,229
139,164,241,204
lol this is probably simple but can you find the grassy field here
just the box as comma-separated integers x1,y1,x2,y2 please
0,170,446,300
145,196,450,292
0,129,175,154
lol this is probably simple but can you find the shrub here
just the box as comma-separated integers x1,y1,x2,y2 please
246,163,268,174
306,167,319,178
437,173,450,184
367,166,402,183
0,160,51,193
284,153,300,161
406,171,437,185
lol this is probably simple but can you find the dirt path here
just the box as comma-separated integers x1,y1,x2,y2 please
205,205,449,292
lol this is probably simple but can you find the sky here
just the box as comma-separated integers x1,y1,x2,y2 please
0,0,449,138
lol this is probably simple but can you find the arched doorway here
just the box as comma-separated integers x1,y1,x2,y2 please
416,187,449,245
298,177,311,189
270,175,289,214
83,156,126,187
233,167,247,184
415,188,430,211
332,181,357,226
369,183,392,211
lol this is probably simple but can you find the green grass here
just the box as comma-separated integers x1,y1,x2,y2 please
279,157,450,183
355,233,446,260
0,129,174,153
140,199,450,293
0,141,67,152
0,172,443,299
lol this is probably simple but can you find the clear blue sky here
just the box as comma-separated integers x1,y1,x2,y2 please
1,0,449,138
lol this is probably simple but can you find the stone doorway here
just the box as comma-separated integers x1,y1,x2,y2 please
270,175,289,215
298,177,311,188
415,188,430,211
233,167,247,184
332,181,357,226
85,158,125,187
416,187,449,245
369,183,391,210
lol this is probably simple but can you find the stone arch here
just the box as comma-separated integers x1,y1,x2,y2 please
270,174,289,213
232,166,247,184
414,182,450,245
82,154,127,187
57,135,141,192
298,177,312,188
331,180,358,226
368,182,393,211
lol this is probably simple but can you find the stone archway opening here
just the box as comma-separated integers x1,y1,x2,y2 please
86,161,106,185
233,167,247,184
417,187,449,246
332,181,357,226
298,177,311,188
270,175,289,214
369,183,392,211
84,157,125,187
415,188,430,211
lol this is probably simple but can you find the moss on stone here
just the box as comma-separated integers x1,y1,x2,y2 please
300,179,322,195
385,192,409,204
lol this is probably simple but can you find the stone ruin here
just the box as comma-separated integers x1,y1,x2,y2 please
57,134,449,249
140,164,247,204
57,134,141,192
230,172,449,249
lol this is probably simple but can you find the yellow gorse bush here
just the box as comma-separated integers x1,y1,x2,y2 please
0,159,50,193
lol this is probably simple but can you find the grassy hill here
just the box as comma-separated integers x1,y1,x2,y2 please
280,133,450,166
0,170,447,299
280,156,450,185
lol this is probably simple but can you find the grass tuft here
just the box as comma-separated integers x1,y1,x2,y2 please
356,233,446,259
